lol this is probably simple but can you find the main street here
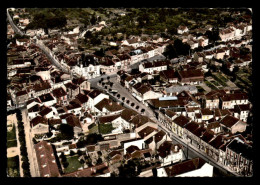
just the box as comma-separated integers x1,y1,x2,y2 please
7,9,25,36
157,121,238,176
90,75,157,120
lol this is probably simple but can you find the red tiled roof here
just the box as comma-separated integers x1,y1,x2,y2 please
34,141,60,177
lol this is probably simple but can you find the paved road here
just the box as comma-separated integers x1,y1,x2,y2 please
156,120,238,176
6,9,25,36
35,41,71,74
21,108,40,177
91,76,157,120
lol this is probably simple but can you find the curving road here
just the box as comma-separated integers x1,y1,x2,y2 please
6,9,25,36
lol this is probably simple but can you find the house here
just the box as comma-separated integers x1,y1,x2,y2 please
177,25,189,34
15,90,29,105
207,134,227,163
108,150,123,164
65,115,83,136
87,89,109,112
148,97,187,111
33,81,52,97
52,87,68,106
72,77,91,93
225,138,253,176
177,69,204,85
214,48,226,60
200,108,214,122
153,130,169,150
121,38,143,49
157,157,213,177
159,69,178,84
39,106,58,119
16,38,30,46
137,126,158,141
199,130,215,154
122,138,145,154
34,141,60,177
219,115,247,134
64,82,80,100
120,108,139,130
233,104,250,122
165,85,198,96
204,90,225,109
172,115,190,138
187,40,199,49
98,114,123,134
132,83,162,103
38,93,57,107
139,60,169,74
220,93,249,109
64,101,82,116
157,141,183,166
95,99,124,116
207,121,221,134
80,112,94,132
204,51,214,59
219,28,235,41
194,52,205,63
184,121,202,146
30,116,49,136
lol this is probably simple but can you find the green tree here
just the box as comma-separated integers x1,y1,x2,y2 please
90,13,97,25
59,124,74,140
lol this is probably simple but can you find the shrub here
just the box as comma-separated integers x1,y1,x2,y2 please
70,150,75,156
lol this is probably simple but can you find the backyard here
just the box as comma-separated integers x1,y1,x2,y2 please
88,124,99,134
99,123,114,135
204,80,218,91
7,155,20,177
7,125,17,148
63,155,84,174
212,73,228,87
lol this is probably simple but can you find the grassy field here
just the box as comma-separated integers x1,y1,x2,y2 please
7,125,17,148
99,123,114,135
64,155,84,174
7,156,20,177
7,125,16,141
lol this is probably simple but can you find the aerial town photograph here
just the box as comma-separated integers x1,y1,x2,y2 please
6,8,253,178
